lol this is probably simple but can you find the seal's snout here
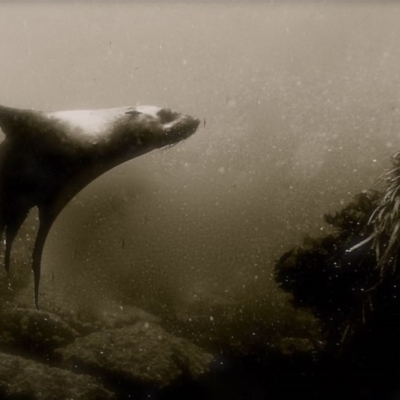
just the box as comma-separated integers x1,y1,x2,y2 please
188,116,200,132
159,110,200,147
178,114,200,137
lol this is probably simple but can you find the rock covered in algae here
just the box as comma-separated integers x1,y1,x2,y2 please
0,307,78,360
0,352,114,400
58,321,213,388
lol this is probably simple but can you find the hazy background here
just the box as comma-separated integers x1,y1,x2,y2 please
1,2,400,313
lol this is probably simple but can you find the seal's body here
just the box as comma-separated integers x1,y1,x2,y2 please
0,104,200,309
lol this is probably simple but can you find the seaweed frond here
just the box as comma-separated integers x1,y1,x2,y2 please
364,151,400,276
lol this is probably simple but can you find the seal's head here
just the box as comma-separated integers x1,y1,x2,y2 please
46,105,200,158
110,105,200,153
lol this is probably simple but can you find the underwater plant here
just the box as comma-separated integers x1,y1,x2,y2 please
275,151,400,342
276,150,400,351
348,150,400,277
275,166,400,398
275,190,380,345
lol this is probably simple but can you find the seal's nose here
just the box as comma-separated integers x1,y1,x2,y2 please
187,117,200,135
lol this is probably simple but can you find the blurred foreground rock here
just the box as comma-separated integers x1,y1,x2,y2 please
0,352,114,400
58,321,214,389
0,307,78,360
99,304,161,329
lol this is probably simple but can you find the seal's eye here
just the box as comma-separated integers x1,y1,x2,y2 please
157,109,178,124
125,110,142,118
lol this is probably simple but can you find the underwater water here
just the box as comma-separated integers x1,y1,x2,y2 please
1,2,400,399
1,1,399,311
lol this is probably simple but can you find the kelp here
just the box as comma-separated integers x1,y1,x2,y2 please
275,190,381,347
276,151,400,348
348,151,400,277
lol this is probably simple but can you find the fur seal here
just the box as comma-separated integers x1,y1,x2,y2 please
0,104,200,310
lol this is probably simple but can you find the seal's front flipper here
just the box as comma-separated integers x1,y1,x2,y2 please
32,207,56,311
4,224,20,274
3,209,30,274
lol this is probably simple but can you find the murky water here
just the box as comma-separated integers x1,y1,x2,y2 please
1,1,399,312
1,3,400,399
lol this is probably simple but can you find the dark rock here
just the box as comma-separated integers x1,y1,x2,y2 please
13,280,160,335
0,307,78,361
273,337,318,357
99,304,161,330
58,321,213,389
0,352,114,400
